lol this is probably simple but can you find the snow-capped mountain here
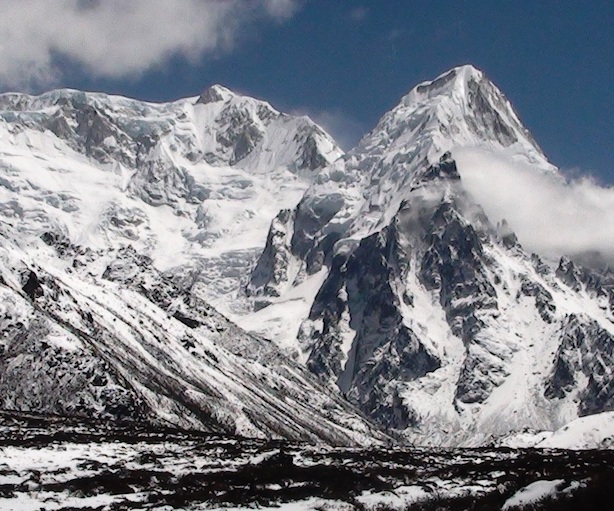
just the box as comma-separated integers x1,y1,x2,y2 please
0,85,386,445
1,65,613,447
0,220,385,445
247,65,614,445
0,84,341,313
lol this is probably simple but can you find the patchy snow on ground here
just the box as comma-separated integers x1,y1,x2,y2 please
0,412,612,511
502,479,565,510
535,411,614,450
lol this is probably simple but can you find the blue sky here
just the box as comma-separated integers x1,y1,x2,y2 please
1,1,612,182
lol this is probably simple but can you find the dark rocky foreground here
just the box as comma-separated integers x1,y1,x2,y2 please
0,411,613,510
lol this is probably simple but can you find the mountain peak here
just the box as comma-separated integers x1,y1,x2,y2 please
356,64,551,171
403,64,485,104
196,84,234,104
398,64,509,119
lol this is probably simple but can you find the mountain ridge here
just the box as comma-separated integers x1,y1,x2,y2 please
0,65,613,447
244,65,614,446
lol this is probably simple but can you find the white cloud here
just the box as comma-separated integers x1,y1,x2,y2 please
263,0,300,20
0,0,300,89
454,147,614,264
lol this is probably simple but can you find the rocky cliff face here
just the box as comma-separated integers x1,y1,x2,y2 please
247,66,614,446
546,314,614,415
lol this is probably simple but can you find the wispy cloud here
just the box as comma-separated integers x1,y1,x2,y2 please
263,0,300,20
0,0,301,89
454,147,614,264
349,6,369,23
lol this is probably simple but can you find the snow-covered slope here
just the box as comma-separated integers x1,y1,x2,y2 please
535,412,614,449
497,411,614,450
242,65,557,343
0,220,384,446
0,88,393,445
0,85,341,314
247,65,614,446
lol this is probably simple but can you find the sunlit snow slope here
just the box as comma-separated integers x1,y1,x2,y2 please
0,85,341,313
0,221,384,445
0,85,390,445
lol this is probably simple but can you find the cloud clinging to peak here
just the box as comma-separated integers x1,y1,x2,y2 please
454,147,614,265
0,0,300,89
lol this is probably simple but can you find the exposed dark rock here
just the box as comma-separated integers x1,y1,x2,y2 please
22,271,44,300
556,258,614,317
415,68,458,94
216,108,265,164
545,356,575,399
0,318,145,421
419,201,497,343
306,223,439,429
290,193,345,263
556,257,584,291
520,278,556,323
247,190,347,302
545,314,614,415
410,182,510,406
197,85,225,104
497,219,518,248
297,131,327,171
247,209,295,298
556,256,605,292
466,76,518,146
47,112,72,139
419,151,460,182
173,312,202,329
232,124,263,163
455,354,500,404
530,253,550,276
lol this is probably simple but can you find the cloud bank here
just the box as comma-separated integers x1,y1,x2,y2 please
0,0,300,89
454,147,614,265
